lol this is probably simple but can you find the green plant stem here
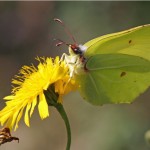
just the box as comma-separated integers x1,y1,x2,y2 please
55,103,71,150
44,89,71,150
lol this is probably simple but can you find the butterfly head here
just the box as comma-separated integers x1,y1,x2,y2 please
69,44,87,56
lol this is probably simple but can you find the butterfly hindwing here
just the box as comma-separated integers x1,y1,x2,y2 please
76,54,150,105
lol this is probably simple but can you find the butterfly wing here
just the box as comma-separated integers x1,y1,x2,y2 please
76,54,150,105
84,25,150,61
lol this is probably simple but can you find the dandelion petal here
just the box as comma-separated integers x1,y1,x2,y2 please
24,102,31,127
4,95,15,100
38,92,49,119
15,108,24,130
30,97,37,117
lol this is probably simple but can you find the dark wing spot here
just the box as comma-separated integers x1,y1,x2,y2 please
129,40,132,44
120,72,126,77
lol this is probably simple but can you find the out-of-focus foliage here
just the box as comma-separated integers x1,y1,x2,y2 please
0,1,150,150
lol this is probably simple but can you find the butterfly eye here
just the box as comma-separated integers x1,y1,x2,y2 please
70,45,83,55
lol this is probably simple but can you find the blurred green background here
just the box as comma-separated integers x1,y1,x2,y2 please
0,1,150,150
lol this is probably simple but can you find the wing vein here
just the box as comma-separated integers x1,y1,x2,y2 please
88,73,100,96
88,64,145,71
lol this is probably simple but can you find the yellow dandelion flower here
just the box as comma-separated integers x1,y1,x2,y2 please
0,56,78,130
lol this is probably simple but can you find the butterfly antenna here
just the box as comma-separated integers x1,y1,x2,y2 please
54,18,77,44
53,38,70,47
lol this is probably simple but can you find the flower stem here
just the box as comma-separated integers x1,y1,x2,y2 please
44,88,71,150
55,103,71,150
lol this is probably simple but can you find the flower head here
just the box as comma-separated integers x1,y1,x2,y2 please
0,56,77,130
